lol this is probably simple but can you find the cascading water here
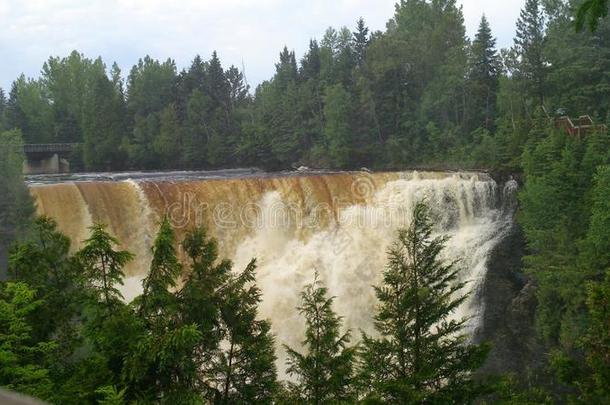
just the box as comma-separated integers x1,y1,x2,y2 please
27,170,516,374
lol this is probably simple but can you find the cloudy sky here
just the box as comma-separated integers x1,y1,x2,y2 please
0,0,525,91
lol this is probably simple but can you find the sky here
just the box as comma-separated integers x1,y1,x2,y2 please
0,0,525,91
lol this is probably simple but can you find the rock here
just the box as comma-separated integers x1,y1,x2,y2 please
474,223,544,377
296,166,310,172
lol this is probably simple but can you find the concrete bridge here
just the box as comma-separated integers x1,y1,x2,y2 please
22,143,79,174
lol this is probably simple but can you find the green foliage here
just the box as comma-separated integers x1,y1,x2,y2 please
467,15,501,133
0,130,34,270
3,1,610,403
284,273,356,404
0,282,55,400
77,224,134,309
576,0,609,31
210,259,278,404
359,202,489,403
579,269,610,401
125,218,201,402
82,73,127,170
514,0,547,107
138,217,182,328
95,385,127,405
322,84,353,168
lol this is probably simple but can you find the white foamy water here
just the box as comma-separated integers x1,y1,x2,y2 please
231,175,514,373
28,170,516,376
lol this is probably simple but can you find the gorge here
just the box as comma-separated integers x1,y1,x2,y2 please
27,169,521,372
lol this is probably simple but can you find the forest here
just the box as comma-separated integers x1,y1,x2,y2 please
1,0,609,403
0,0,607,173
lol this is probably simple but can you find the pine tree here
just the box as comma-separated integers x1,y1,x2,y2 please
300,40,322,81
82,73,128,170
514,0,547,107
139,217,182,329
353,17,370,68
0,88,6,130
323,84,353,168
126,218,201,403
77,224,133,309
580,268,610,401
0,129,34,272
468,15,501,131
8,217,77,343
152,103,182,169
0,282,55,400
275,47,298,89
284,273,355,404
211,259,277,404
179,226,232,388
359,202,489,403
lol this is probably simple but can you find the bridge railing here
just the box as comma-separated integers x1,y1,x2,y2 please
23,143,80,153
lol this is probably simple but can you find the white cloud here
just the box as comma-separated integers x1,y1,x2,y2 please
0,0,524,91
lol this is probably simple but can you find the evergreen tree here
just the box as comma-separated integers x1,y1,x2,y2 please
353,17,370,68
576,0,609,31
276,47,298,88
468,15,501,131
126,218,201,403
9,217,77,340
179,226,232,397
77,224,133,309
182,89,210,168
359,202,489,403
139,217,182,329
153,103,182,169
82,74,128,170
0,130,34,272
6,76,54,143
323,84,353,168
580,268,610,402
0,282,54,400
514,0,547,107
211,259,277,404
0,88,7,130
284,273,355,404
300,40,322,81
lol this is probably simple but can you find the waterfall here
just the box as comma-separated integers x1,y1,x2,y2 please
28,170,515,373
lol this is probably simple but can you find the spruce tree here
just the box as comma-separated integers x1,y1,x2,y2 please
353,17,369,68
284,273,355,404
0,88,6,130
468,15,501,131
211,259,277,404
0,282,54,400
77,224,133,309
179,226,232,399
359,202,489,403
300,40,322,81
139,217,182,329
514,0,547,107
0,129,34,272
126,218,201,403
580,268,610,402
8,217,78,343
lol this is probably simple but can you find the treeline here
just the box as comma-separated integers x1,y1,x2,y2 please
1,204,494,404
1,0,609,172
518,114,610,400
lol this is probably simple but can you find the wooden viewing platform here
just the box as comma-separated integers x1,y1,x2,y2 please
554,115,607,137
